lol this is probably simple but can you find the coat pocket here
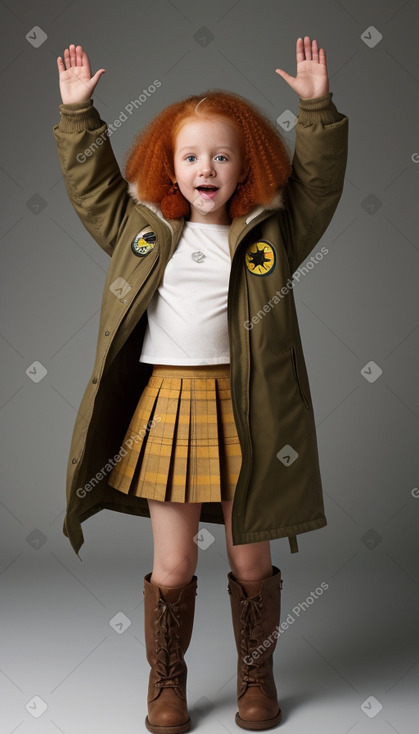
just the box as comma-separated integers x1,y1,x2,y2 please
288,344,310,410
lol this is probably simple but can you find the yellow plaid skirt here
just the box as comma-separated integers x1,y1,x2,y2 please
108,363,242,503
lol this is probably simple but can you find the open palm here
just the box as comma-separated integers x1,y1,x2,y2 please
275,36,329,99
57,44,105,104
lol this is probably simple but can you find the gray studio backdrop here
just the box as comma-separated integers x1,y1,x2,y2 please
1,1,418,732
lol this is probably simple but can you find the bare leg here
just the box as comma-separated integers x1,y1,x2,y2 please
147,499,202,587
221,499,273,581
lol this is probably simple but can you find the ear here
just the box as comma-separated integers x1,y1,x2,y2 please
238,162,250,183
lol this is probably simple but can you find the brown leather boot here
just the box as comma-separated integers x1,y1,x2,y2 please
143,572,198,734
227,566,283,730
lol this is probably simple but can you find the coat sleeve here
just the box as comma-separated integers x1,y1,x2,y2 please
278,92,348,275
52,98,135,257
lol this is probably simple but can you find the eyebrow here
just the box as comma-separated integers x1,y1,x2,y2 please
177,146,236,152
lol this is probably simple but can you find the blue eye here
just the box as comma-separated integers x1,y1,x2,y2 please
184,154,228,162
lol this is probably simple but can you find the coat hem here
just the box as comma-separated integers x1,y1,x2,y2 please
231,517,328,553
63,500,151,560
63,504,327,559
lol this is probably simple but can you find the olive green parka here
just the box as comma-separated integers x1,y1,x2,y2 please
52,91,348,559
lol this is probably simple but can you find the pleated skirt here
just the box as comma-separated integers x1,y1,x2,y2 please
108,363,242,503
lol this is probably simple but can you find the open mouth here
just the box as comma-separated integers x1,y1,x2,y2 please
196,185,219,199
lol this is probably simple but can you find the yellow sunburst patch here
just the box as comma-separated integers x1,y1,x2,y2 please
131,227,157,257
245,241,276,276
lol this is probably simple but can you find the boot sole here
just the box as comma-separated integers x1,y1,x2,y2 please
235,707,282,730
145,714,192,733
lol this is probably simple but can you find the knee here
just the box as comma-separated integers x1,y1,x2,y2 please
152,552,197,587
229,561,273,582
227,544,272,582
227,559,250,581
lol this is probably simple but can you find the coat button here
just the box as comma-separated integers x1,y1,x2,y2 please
92,377,97,384
72,457,78,464
105,330,110,336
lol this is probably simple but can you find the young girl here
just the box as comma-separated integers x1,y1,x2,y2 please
55,38,348,733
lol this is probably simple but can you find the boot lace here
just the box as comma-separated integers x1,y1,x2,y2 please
239,595,266,686
154,598,183,689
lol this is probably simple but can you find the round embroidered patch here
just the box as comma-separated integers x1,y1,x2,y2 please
131,227,157,257
245,241,276,276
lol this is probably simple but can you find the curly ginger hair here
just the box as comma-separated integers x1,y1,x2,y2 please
123,89,292,219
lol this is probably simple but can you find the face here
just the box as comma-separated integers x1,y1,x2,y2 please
173,116,245,225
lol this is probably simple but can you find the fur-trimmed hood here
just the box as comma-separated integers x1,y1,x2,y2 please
127,180,285,227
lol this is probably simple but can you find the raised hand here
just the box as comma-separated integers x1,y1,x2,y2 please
56,44,106,105
275,36,329,99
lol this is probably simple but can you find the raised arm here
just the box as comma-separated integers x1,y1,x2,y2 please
275,37,348,273
53,45,134,257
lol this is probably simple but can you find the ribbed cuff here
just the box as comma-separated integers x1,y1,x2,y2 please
58,99,103,132
297,92,343,125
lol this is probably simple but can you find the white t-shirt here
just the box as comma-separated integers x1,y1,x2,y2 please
139,220,231,365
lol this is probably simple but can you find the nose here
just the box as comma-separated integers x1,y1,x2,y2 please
198,158,215,177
